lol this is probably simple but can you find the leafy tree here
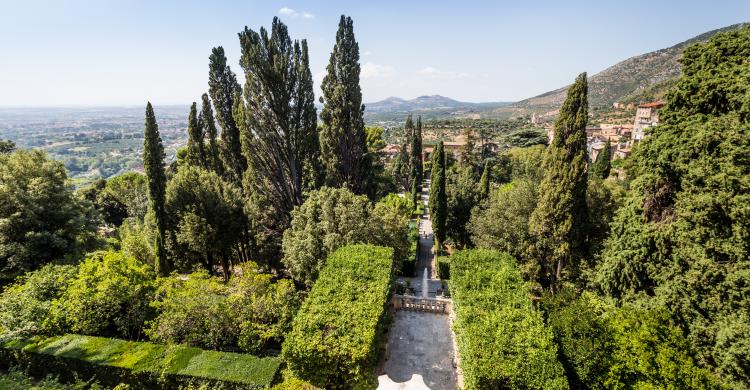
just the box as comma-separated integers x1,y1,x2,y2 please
363,126,396,199
146,265,300,353
445,165,479,248
200,93,223,175
377,193,413,219
164,166,245,278
589,140,611,179
0,140,15,153
0,150,99,274
105,172,148,222
460,128,476,167
0,264,77,338
51,250,155,339
318,15,370,194
596,27,750,387
79,178,128,227
208,47,245,184
391,130,412,191
528,73,589,292
429,141,447,246
185,102,206,168
281,187,408,287
143,102,169,275
236,18,319,224
119,218,155,266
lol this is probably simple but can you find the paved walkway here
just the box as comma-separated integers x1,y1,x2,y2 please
378,180,458,390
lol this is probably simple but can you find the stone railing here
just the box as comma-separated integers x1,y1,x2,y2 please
391,294,452,314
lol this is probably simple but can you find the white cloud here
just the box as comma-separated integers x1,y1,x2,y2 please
417,66,469,79
362,50,373,56
361,62,395,79
278,7,314,19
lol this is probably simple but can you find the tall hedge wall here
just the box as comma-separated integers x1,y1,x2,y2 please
281,244,394,389
0,334,281,389
450,249,568,390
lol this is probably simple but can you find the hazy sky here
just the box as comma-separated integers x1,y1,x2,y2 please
1,0,748,106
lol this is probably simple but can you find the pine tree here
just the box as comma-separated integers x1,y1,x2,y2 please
430,141,447,248
319,15,370,194
185,102,206,168
590,139,611,179
200,93,222,175
529,73,589,292
143,102,169,275
479,160,490,198
208,46,245,184
237,17,319,223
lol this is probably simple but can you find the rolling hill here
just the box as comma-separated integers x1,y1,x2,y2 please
363,95,511,123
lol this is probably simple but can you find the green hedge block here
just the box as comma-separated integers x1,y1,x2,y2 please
450,249,568,390
437,256,450,280
282,244,394,389
0,334,281,389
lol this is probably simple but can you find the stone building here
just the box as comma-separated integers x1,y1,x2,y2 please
632,101,664,141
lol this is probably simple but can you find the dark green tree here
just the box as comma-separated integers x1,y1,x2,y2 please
0,140,15,153
200,93,223,175
208,47,245,184
411,179,418,211
415,115,423,184
143,102,169,275
446,165,479,248
528,73,589,292
236,18,319,225
590,140,611,179
318,15,370,194
185,102,206,168
479,160,490,198
430,141,447,247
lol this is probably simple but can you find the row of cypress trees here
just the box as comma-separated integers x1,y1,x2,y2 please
143,15,373,275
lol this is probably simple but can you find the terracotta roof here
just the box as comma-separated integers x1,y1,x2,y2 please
638,101,664,108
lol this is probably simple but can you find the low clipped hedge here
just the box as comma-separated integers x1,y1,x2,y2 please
282,244,394,389
0,334,281,389
450,249,568,390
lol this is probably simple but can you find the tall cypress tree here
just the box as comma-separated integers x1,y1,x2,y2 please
529,72,589,292
185,102,206,168
201,93,223,175
208,46,245,184
479,160,490,198
143,102,169,275
237,17,319,225
405,115,417,189
319,15,370,194
590,139,611,179
429,141,447,248
415,115,423,184
411,178,419,211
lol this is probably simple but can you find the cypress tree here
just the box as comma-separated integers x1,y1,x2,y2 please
460,128,476,167
201,93,223,175
236,17,319,223
208,46,245,184
529,72,589,292
430,141,447,248
319,15,370,194
411,178,419,211
143,102,169,275
590,139,611,179
479,160,490,198
185,102,206,168
416,115,423,184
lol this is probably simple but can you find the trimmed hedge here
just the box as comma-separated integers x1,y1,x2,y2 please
450,249,568,390
0,334,281,389
282,244,394,389
437,256,450,280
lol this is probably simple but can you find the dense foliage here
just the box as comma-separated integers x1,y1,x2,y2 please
450,249,568,389
282,245,394,389
281,187,408,287
143,102,169,275
429,141,447,246
595,26,750,387
0,150,99,275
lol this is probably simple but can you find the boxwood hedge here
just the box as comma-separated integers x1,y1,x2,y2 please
281,244,394,389
450,249,568,390
0,334,281,389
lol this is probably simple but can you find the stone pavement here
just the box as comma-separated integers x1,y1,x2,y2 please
379,311,457,390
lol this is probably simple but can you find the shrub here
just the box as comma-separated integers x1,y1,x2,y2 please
0,264,77,338
51,251,155,339
450,249,568,390
147,264,301,354
282,245,394,389
437,256,450,280
0,334,281,388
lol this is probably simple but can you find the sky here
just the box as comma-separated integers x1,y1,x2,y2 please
1,0,749,106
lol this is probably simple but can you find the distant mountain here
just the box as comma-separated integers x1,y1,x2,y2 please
506,22,749,114
363,95,511,123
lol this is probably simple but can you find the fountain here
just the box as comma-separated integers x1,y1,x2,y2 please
422,267,429,298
